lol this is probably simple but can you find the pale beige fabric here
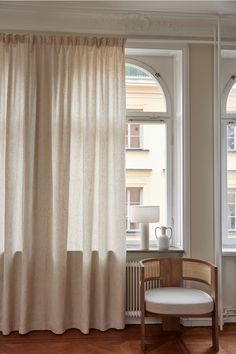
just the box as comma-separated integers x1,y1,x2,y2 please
0,34,126,334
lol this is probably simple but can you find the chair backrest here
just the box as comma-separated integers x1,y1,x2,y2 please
142,259,160,281
140,258,217,293
182,259,212,285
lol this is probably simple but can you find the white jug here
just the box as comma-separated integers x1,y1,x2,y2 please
155,226,172,251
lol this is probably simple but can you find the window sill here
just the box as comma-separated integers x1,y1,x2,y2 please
126,246,184,261
126,149,150,152
222,248,236,256
126,246,184,253
126,168,152,171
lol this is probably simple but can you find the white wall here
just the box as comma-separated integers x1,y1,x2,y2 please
188,48,236,315
189,44,214,262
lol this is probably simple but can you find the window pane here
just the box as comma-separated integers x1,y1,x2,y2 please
126,63,167,113
130,137,140,148
126,187,142,232
129,188,140,203
228,216,236,230
126,123,142,149
226,124,236,239
228,137,235,151
226,82,236,113
227,126,236,151
126,123,167,243
130,124,140,136
228,192,235,204
228,204,235,214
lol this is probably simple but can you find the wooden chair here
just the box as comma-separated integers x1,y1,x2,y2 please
140,258,219,352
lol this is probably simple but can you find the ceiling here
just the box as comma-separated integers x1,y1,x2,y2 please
1,1,236,16
1,1,236,38
64,1,236,15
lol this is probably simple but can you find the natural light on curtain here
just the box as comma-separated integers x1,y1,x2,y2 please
0,34,126,334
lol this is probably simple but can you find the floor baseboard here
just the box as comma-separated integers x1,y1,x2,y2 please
125,317,213,327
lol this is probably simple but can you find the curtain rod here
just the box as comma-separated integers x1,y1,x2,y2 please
0,26,236,45
0,29,224,44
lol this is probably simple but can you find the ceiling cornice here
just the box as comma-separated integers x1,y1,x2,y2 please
1,1,236,16
0,2,236,40
0,1,227,18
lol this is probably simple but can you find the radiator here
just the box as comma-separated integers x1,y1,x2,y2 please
126,261,159,318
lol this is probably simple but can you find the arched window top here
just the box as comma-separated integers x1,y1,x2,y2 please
125,61,170,115
226,81,236,114
223,75,236,117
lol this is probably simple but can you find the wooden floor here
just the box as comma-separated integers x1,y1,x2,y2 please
0,324,235,354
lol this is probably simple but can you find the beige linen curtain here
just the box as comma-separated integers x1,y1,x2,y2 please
0,34,126,334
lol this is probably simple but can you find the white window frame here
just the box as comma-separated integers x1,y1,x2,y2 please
227,189,236,232
222,75,236,119
124,43,188,253
222,120,236,247
222,75,236,248
227,125,236,151
125,123,143,150
126,58,172,119
126,49,183,249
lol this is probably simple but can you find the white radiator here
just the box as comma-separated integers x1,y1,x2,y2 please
126,261,159,318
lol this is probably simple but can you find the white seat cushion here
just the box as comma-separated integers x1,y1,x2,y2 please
145,287,214,315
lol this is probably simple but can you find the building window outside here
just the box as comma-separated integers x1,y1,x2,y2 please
126,187,142,232
126,124,142,149
227,126,236,151
227,190,236,232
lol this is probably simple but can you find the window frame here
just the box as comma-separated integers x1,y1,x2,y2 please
227,189,236,233
125,123,143,150
125,57,174,249
124,43,188,253
222,119,236,247
222,75,236,248
126,58,172,119
222,75,236,119
227,125,236,151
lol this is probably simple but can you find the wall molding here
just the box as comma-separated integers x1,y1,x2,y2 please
0,2,236,40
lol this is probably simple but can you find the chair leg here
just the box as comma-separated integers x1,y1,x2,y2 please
141,313,145,351
212,311,219,352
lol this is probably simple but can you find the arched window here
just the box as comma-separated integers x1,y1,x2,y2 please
222,76,236,247
125,62,168,113
125,59,173,248
125,61,171,117
226,82,236,113
223,75,236,117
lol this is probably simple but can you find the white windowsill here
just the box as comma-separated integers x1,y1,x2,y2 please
126,246,184,253
222,248,236,256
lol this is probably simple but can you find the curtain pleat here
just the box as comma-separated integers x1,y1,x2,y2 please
0,34,126,334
